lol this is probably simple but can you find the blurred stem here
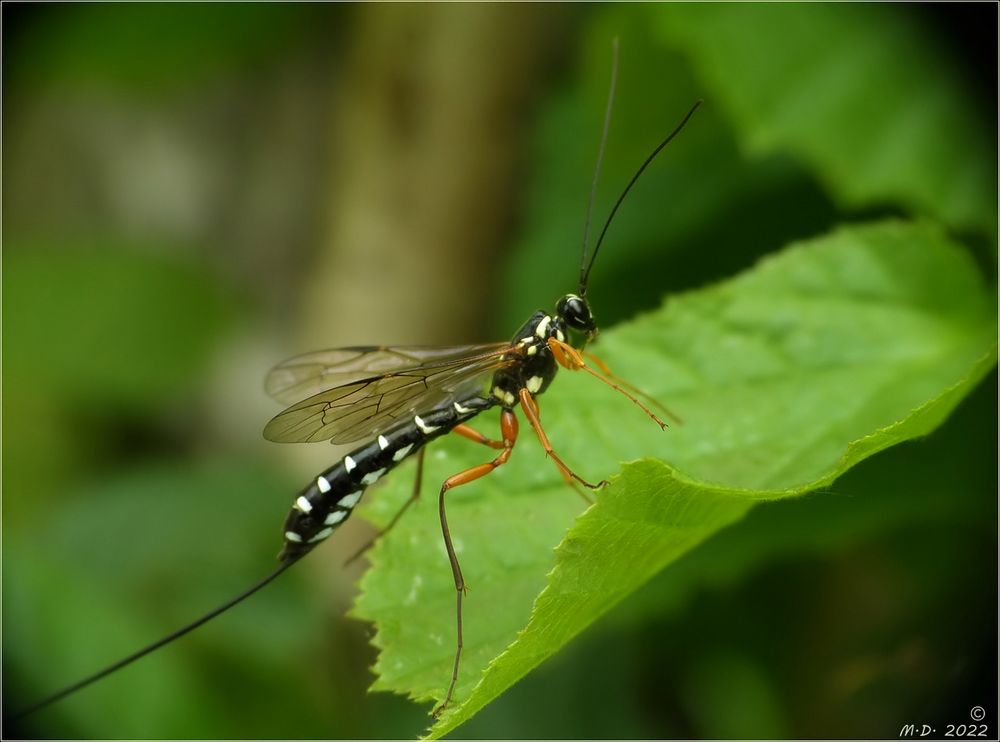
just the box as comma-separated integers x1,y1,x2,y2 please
302,5,569,348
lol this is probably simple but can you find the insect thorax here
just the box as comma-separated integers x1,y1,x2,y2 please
490,309,565,408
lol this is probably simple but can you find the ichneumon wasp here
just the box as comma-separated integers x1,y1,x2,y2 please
14,41,701,724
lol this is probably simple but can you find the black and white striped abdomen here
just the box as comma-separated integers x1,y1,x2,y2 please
278,395,494,560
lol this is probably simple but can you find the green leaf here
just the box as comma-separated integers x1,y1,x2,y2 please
604,372,996,635
350,220,996,738
653,4,997,241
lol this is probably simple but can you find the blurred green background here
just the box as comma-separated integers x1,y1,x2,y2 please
2,4,995,739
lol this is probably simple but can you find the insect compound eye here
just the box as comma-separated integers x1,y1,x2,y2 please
556,294,594,332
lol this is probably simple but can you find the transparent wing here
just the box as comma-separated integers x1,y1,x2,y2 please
263,344,514,445
264,344,507,405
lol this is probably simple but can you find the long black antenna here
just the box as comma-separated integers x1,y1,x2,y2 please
14,557,299,719
579,98,703,296
579,37,619,290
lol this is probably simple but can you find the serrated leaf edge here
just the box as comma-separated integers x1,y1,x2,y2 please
425,346,997,739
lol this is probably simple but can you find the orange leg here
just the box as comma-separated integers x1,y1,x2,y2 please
548,337,668,430
434,410,518,718
452,423,505,449
529,396,592,499
518,388,606,490
584,350,683,425
566,479,595,505
344,424,508,567
517,395,591,503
